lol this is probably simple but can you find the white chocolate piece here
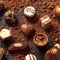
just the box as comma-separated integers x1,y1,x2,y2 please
25,54,37,60
55,44,60,49
40,15,51,27
0,28,11,39
24,6,35,17
14,43,23,48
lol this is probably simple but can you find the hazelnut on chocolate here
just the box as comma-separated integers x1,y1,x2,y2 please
25,54,37,60
8,41,30,54
0,27,12,41
40,15,52,29
21,23,34,38
33,32,48,46
45,43,60,60
54,5,60,18
24,6,36,18
4,10,17,25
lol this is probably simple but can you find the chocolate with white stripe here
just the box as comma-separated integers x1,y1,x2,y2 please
25,54,37,60
24,6,35,17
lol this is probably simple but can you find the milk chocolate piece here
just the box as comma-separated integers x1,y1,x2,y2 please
54,5,60,19
33,32,48,46
0,27,12,41
40,15,52,29
4,10,17,25
21,23,34,38
45,44,60,60
25,54,37,60
0,48,4,60
8,41,29,54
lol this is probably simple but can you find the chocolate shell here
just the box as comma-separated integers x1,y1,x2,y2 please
8,41,30,54
4,10,17,25
54,5,60,19
45,47,60,60
0,26,12,41
21,23,34,38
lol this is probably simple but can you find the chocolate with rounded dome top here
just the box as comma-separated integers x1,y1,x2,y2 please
25,54,37,60
45,46,60,60
4,10,17,25
54,5,60,19
8,40,30,54
21,23,35,38
0,26,12,41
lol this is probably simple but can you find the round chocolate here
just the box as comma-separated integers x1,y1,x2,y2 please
4,10,17,25
0,27,12,41
54,5,60,18
21,23,34,37
45,47,60,60
33,32,48,46
25,54,37,60
24,6,35,17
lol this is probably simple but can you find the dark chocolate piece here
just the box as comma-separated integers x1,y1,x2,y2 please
8,41,30,54
4,10,17,25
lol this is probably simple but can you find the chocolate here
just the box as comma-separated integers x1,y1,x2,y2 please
4,10,17,25
40,15,52,29
54,5,60,19
21,23,34,38
24,6,36,18
0,27,12,41
25,54,37,60
0,47,4,60
8,41,30,54
33,32,48,46
45,44,60,60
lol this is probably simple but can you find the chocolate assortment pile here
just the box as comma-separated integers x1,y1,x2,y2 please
0,0,60,60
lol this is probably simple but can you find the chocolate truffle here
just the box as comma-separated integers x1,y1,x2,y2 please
33,32,48,46
25,54,37,60
8,41,30,54
4,10,17,25
40,15,52,29
54,5,60,18
0,47,4,60
21,23,34,38
45,44,60,60
0,27,12,41
24,6,35,17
